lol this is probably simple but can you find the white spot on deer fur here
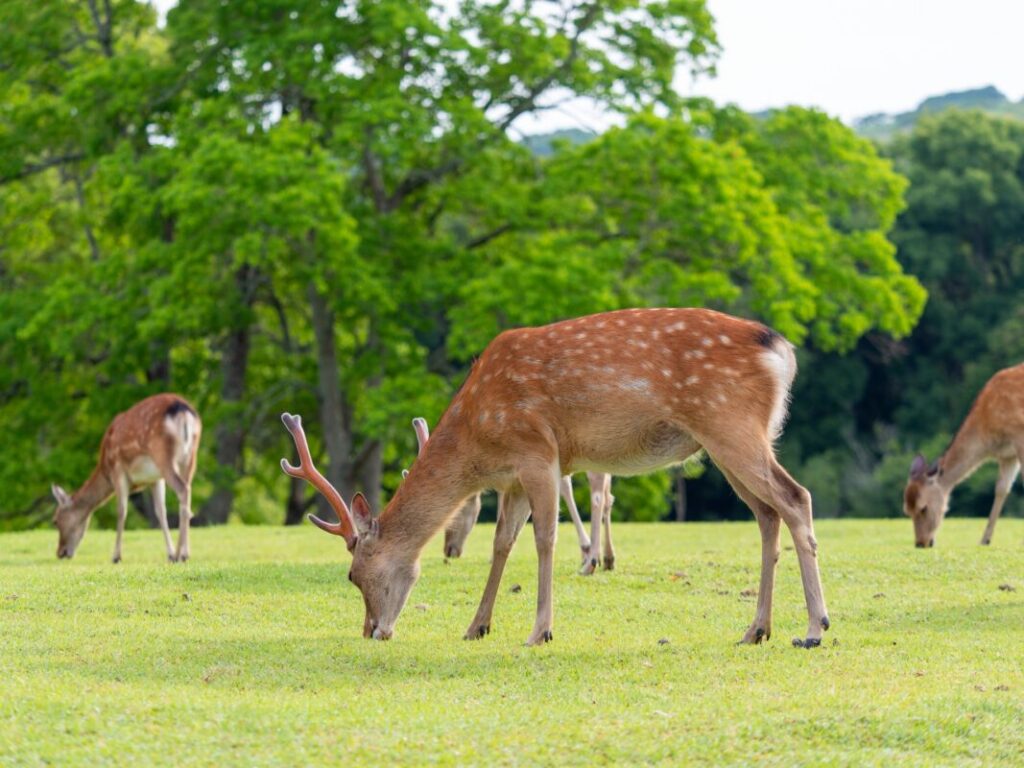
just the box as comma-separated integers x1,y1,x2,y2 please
671,395,679,404
692,349,706,360
685,375,699,386
510,373,527,383
688,396,702,406
702,337,714,347
719,335,732,345
651,330,661,340
621,377,651,393
703,363,714,370
479,411,489,423
661,368,671,378
717,393,728,404
666,321,687,333
483,373,492,382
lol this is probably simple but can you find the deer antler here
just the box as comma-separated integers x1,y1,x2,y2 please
280,413,358,550
412,417,430,455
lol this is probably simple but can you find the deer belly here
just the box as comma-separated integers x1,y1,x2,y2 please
127,457,163,486
572,425,700,477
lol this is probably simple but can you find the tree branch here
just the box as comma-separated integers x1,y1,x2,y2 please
0,154,84,186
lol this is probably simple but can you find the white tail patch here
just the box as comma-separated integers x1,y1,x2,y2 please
165,410,199,460
759,338,798,441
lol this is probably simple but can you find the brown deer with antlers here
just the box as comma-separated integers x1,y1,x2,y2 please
410,417,616,573
282,308,829,647
51,393,201,563
904,363,1024,548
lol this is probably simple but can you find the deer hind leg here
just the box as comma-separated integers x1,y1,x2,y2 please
705,437,829,649
464,489,531,640
598,473,616,570
519,461,561,645
112,474,130,564
560,475,591,563
165,470,192,563
719,467,780,644
981,458,1020,545
152,480,177,562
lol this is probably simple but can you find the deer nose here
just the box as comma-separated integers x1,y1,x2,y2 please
371,626,392,640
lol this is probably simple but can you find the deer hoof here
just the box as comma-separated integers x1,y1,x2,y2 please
603,556,615,571
792,637,822,649
112,555,122,564
980,538,991,546
526,629,553,646
464,624,490,640
821,615,831,631
738,626,770,645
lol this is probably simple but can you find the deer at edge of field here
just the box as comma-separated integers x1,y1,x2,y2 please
281,307,829,648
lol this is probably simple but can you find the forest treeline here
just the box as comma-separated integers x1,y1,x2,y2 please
1,1,1020,529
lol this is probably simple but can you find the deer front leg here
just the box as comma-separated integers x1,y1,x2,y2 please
580,475,605,576
981,459,1020,545
112,476,130,564
152,480,177,562
464,490,530,640
521,464,560,645
559,475,590,563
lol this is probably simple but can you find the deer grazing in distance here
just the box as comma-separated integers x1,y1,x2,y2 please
904,362,1024,548
282,307,829,648
411,417,616,573
51,393,201,563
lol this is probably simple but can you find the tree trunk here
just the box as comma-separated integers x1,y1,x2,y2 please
674,473,687,522
356,439,383,512
198,266,255,525
308,284,355,519
285,451,315,525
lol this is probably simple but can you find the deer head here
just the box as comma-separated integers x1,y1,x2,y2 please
903,454,947,548
280,413,419,639
51,484,89,559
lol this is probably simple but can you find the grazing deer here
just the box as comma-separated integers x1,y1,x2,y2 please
51,393,201,563
410,417,615,572
904,363,1024,548
282,308,829,647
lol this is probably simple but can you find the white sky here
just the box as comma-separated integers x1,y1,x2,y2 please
151,0,1024,131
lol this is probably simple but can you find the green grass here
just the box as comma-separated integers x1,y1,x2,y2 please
2,518,1023,766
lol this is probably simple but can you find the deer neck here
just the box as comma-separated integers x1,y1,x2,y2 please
938,418,988,491
73,464,116,517
377,428,476,556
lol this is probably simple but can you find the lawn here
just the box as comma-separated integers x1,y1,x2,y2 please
1,518,1022,766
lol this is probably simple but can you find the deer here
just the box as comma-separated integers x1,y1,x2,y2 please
51,393,201,563
281,307,829,648
410,416,616,573
903,362,1024,548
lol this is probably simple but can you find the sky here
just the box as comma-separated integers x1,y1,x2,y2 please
151,0,1024,132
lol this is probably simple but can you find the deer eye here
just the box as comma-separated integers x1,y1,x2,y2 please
920,505,928,516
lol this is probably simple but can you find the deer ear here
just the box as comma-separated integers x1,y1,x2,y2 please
909,454,927,480
351,492,374,530
51,484,71,506
926,460,941,479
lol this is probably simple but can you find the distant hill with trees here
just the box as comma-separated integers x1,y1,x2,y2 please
854,86,1024,141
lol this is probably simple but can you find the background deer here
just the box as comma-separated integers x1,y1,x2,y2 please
51,393,201,563
282,308,829,648
410,417,616,573
904,363,1024,547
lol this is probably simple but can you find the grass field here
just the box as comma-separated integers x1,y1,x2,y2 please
2,518,1022,766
